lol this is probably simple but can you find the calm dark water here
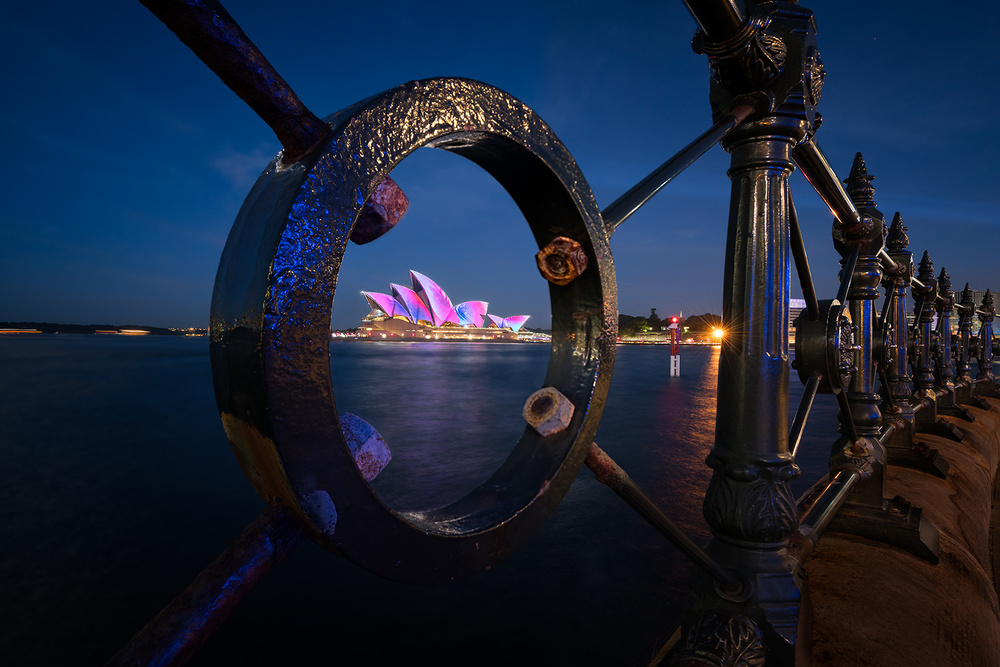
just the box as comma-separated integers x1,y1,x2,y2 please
0,336,839,666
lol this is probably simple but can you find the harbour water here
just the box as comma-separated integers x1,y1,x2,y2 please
1,336,839,666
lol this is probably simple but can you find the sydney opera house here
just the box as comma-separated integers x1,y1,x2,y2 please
358,271,530,341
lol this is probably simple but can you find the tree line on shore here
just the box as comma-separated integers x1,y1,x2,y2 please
618,309,721,337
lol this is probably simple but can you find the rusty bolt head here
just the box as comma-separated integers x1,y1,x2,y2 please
522,387,575,436
536,236,587,286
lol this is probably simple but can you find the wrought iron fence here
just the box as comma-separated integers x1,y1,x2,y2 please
107,1,998,665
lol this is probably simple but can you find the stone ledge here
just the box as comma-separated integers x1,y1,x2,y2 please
808,398,1000,666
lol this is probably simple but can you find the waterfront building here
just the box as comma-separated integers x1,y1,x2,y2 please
359,270,530,341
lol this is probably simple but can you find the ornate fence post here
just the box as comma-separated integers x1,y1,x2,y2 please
934,268,958,409
912,251,939,422
976,290,996,393
829,154,885,507
880,213,946,474
933,270,976,421
676,1,827,662
882,214,913,415
955,284,976,401
820,163,940,563
911,253,965,439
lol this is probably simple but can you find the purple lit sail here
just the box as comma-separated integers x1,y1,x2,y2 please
410,270,455,327
363,273,528,331
390,283,432,324
454,301,489,328
500,315,530,332
362,291,407,319
487,314,531,332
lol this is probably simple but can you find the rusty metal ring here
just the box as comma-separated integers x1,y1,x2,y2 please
209,77,617,584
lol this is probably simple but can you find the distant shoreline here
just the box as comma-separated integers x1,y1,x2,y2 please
0,322,207,336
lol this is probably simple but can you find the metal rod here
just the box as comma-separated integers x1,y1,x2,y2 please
789,197,820,321
878,365,897,413
602,103,756,235
584,443,742,593
878,248,903,274
790,374,821,459
883,251,929,294
139,0,330,161
787,469,861,566
913,396,935,415
876,289,897,412
799,469,861,537
835,245,860,307
836,389,860,444
680,0,747,41
792,138,863,232
105,501,304,667
911,295,926,338
879,286,896,333
877,421,899,448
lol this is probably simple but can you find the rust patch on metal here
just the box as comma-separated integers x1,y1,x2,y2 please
350,176,409,244
585,443,628,489
536,236,588,285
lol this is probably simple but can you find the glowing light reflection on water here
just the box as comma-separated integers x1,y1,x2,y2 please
330,341,548,510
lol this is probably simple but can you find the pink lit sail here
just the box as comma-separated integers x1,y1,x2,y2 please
501,315,530,332
487,313,530,332
361,273,526,333
455,301,488,328
362,291,407,319
410,270,454,327
390,284,433,323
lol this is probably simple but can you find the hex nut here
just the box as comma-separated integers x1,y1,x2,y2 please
522,387,575,436
536,236,588,286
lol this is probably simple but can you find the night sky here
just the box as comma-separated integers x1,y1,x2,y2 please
3,1,999,330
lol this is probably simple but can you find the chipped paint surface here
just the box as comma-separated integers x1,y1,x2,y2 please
340,412,392,481
522,387,575,436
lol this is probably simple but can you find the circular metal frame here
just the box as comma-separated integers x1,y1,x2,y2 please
209,78,617,584
794,298,853,394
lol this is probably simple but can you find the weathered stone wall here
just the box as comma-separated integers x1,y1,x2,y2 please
808,398,1000,666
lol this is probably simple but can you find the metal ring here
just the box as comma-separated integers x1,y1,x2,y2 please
210,77,617,584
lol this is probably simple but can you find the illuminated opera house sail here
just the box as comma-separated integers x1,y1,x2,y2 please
360,271,530,340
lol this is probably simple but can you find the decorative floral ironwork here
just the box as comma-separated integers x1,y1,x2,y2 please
677,611,766,666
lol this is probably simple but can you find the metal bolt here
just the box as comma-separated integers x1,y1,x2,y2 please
535,236,588,286
522,387,575,436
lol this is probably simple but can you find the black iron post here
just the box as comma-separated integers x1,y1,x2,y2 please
912,251,939,420
820,177,940,563
881,214,917,447
934,268,957,409
955,283,975,401
678,3,824,664
976,290,996,391
829,154,885,508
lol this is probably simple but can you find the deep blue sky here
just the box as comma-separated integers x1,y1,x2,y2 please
3,1,998,329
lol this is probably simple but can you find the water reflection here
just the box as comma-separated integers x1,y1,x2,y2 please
329,341,550,510
0,336,879,666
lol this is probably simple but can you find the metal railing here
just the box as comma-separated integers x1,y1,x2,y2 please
109,1,999,665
